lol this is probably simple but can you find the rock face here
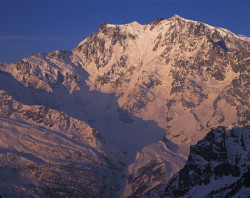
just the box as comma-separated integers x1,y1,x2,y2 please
143,126,250,198
73,14,250,148
0,15,249,197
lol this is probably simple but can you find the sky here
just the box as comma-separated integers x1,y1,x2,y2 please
0,0,249,63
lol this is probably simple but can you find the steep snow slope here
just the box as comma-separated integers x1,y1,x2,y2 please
143,126,250,198
0,14,249,197
0,90,125,197
123,141,186,198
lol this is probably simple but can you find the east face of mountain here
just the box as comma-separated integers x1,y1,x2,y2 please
0,15,249,197
1,15,249,147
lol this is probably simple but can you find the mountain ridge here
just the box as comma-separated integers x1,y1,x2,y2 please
143,125,250,198
0,15,249,197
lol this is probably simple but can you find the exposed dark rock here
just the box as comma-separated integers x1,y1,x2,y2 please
127,160,167,198
150,17,164,31
149,126,250,198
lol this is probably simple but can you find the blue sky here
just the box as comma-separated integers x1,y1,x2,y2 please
0,0,249,63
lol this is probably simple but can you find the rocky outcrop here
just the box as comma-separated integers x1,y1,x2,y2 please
144,126,250,198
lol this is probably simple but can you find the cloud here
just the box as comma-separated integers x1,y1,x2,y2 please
0,36,79,41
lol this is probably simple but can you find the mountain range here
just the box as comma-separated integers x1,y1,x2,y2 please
0,14,249,197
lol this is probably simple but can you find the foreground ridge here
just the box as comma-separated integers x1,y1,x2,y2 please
143,125,250,198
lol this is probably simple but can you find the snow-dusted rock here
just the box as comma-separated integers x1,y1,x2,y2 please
0,91,126,198
143,126,250,198
0,14,249,197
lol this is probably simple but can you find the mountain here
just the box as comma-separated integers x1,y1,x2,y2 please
0,90,126,197
0,14,249,197
143,125,250,198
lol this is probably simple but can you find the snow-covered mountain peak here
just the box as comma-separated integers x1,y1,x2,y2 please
105,20,141,26
76,14,250,59
72,14,249,147
121,21,141,27
170,14,184,19
0,15,249,198
99,20,143,31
